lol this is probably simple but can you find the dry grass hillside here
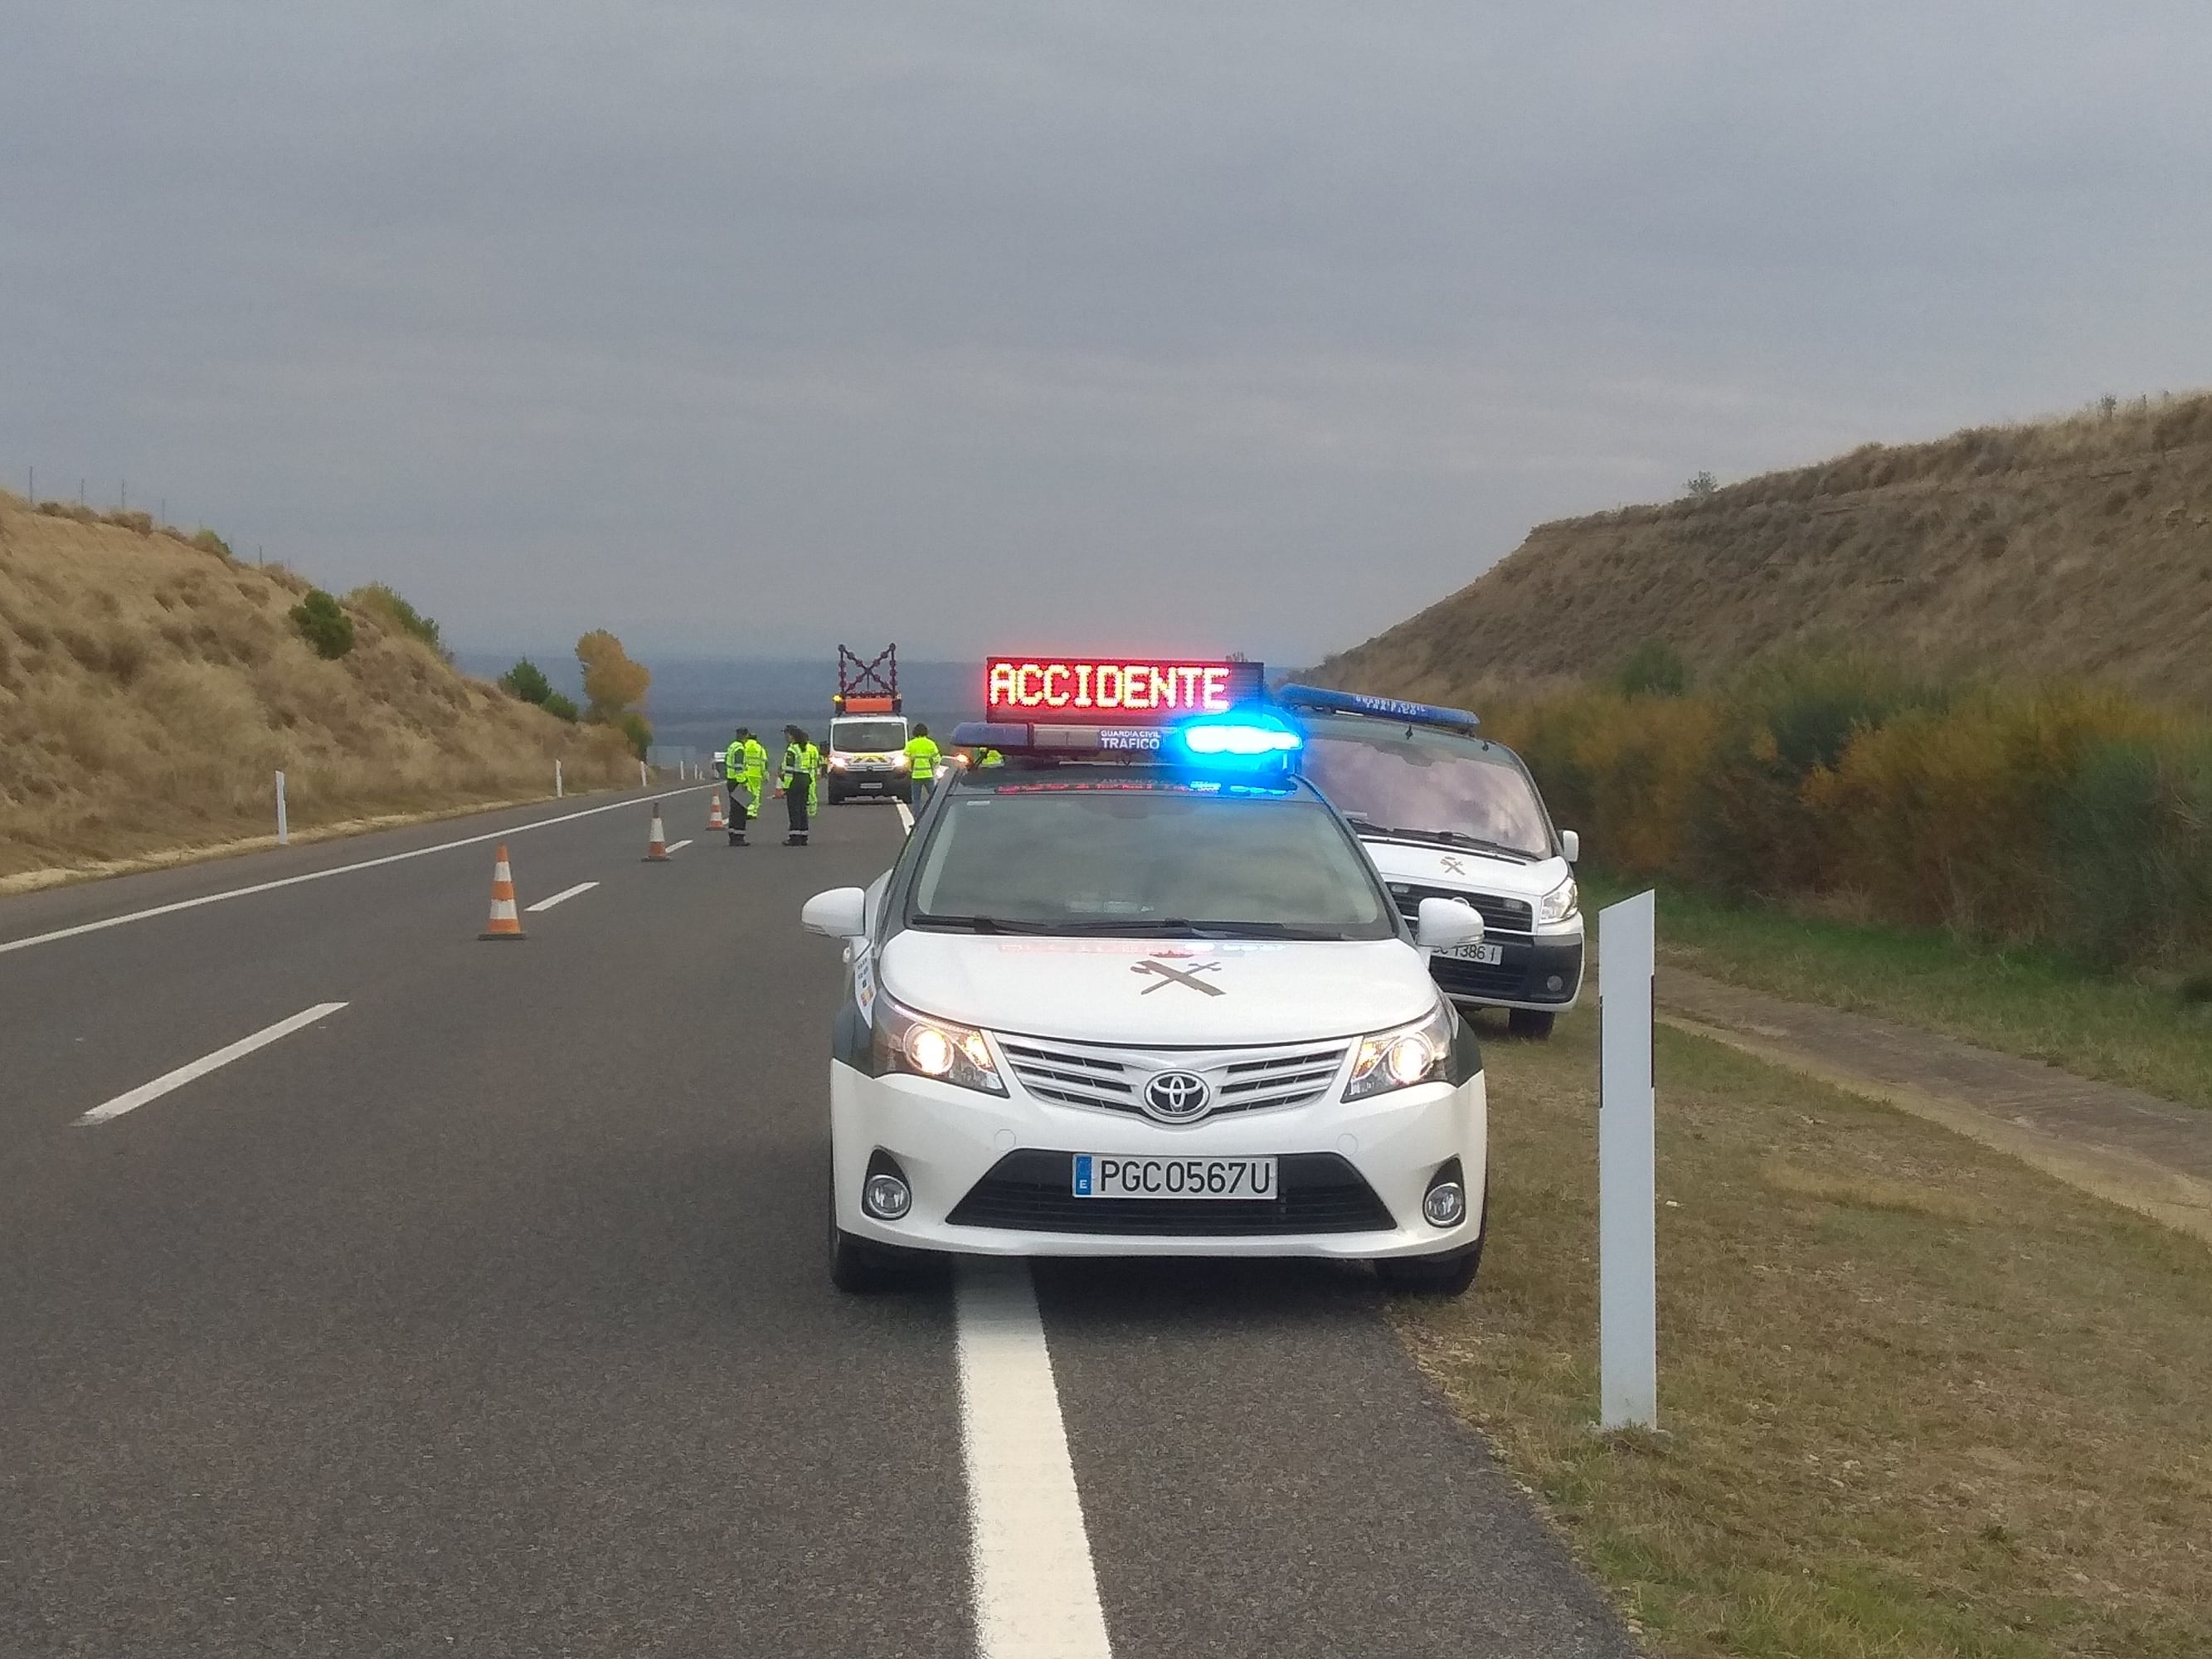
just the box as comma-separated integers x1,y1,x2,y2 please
0,489,636,882
1313,392,2212,707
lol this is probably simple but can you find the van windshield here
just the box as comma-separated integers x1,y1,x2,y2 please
1300,718,1553,859
907,779,1397,940
832,720,907,753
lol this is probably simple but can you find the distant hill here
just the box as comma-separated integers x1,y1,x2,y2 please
1310,393,2212,708
0,493,634,882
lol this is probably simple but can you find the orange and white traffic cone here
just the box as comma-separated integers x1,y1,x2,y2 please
644,803,670,862
707,791,727,832
479,844,526,940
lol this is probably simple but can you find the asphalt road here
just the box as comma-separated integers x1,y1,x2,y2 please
1,787,1637,1657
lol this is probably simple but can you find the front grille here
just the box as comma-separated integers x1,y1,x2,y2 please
1388,884,1534,937
997,1036,1349,1121
947,1151,1394,1235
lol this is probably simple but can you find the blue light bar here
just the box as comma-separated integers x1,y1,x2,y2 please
1162,707,1304,769
1273,683,1480,732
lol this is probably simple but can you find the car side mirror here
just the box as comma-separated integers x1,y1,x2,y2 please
1414,896,1484,951
1560,829,1580,864
801,886,868,940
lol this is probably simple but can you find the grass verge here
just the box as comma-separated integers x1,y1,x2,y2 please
1579,872,2212,1111
1409,1009,2212,1657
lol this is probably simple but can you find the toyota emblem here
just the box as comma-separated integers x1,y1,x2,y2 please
1140,1070,1212,1123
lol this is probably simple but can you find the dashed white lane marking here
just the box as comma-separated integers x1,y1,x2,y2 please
955,1260,1113,1659
896,800,916,833
0,788,713,958
75,1002,348,1126
664,839,694,854
525,881,600,913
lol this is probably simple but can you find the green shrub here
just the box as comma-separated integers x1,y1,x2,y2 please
612,710,653,758
189,528,234,560
1612,639,1690,698
498,658,552,704
1483,654,2212,972
346,582,445,654
540,691,580,722
289,590,356,659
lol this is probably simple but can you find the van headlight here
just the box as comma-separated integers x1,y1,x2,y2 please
1345,1000,1457,1101
873,995,1005,1096
1538,875,1579,925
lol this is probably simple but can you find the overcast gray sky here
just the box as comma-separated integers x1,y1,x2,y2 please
6,2,2207,664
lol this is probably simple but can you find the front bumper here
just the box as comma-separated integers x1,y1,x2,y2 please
827,766,910,798
1429,930,1584,1013
829,1060,1486,1259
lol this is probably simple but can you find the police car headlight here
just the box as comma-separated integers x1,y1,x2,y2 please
1538,875,1579,925
829,757,849,771
893,754,911,770
1345,1000,1456,1102
873,995,1005,1096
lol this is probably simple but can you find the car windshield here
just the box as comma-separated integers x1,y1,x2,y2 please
833,720,907,752
1300,718,1553,859
907,781,1397,940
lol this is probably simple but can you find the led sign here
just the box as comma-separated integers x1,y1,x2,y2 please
984,657,1264,724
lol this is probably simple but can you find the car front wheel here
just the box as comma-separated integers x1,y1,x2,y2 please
1375,1238,1483,1297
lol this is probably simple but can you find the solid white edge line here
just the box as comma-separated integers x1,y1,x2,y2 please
75,1002,348,1126
524,881,600,913
664,839,693,854
0,787,712,958
896,800,916,833
955,1260,1114,1659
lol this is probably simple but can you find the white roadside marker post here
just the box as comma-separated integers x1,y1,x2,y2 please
1598,889,1659,1432
639,760,648,788
556,760,563,798
275,770,289,847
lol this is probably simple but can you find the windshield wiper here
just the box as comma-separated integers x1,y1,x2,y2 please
1051,918,1346,941
909,914,1060,934
1356,824,1537,861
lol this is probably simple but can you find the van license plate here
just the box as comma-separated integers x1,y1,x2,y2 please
1440,941,1504,964
1072,1155,1276,1199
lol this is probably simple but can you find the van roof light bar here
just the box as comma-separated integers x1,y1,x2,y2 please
1274,683,1480,732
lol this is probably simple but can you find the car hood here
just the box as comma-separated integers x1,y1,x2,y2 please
1359,837,1569,899
877,930,1436,1046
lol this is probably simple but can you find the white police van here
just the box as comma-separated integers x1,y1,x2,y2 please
801,654,1490,1295
1277,685,1583,1039
824,713,913,805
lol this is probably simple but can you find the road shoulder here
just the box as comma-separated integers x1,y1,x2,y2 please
1657,966,2212,1245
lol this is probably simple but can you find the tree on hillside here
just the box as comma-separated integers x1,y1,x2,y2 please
1683,469,1719,499
499,658,552,704
576,630,652,755
577,630,651,721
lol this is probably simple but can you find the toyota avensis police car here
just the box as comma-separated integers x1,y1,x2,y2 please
800,657,1491,1296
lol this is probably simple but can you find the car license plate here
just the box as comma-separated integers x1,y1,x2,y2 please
1072,1154,1276,1199
1439,941,1504,964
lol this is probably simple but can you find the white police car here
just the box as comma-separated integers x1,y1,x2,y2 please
1280,685,1583,1039
801,656,1490,1295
